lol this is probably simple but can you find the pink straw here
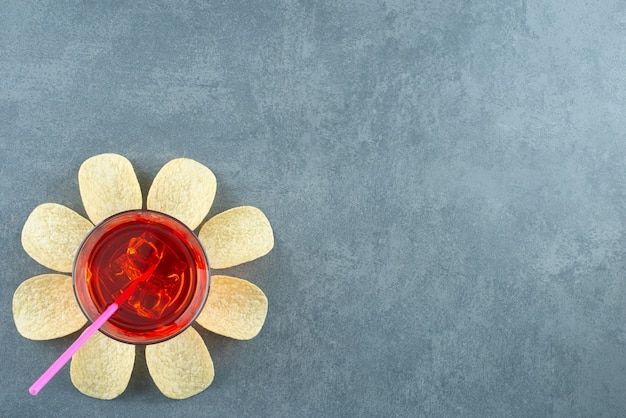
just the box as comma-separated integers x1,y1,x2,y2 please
29,262,158,396
29,303,119,396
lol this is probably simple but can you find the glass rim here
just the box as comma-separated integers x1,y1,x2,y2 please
72,209,211,345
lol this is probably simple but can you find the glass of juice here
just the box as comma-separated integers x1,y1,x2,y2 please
73,210,210,345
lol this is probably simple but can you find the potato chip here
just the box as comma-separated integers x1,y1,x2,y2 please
196,275,268,340
21,203,93,272
70,331,135,400
13,274,87,340
198,206,274,269
79,153,142,224
145,327,214,399
147,158,216,230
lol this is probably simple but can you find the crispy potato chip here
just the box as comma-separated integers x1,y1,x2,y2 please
199,206,274,269
22,203,93,272
146,327,214,399
13,274,87,340
146,158,216,230
79,153,142,224
196,275,268,340
70,331,135,400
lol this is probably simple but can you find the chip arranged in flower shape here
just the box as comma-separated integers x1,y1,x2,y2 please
199,206,274,269
146,327,214,399
13,274,87,340
13,153,275,400
70,331,135,400
79,154,142,224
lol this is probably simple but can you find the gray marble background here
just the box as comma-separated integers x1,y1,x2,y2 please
2,1,626,417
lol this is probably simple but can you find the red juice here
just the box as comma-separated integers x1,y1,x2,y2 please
73,210,210,344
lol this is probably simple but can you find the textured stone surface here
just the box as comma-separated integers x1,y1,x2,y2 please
2,0,626,416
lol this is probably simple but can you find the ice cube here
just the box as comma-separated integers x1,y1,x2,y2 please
127,232,165,270
128,287,168,319
97,249,140,301
113,253,142,281
127,247,189,319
